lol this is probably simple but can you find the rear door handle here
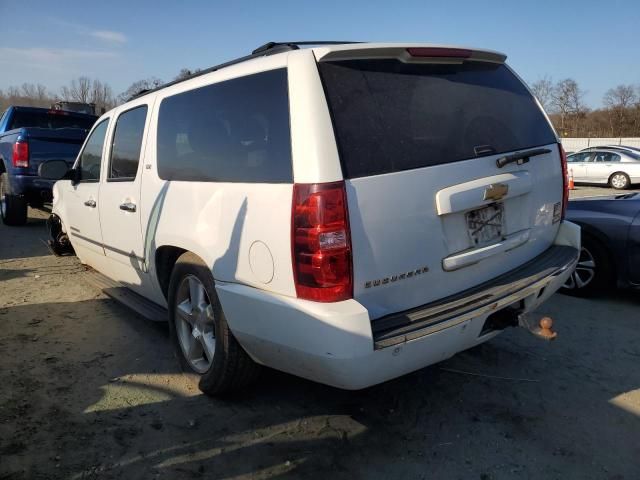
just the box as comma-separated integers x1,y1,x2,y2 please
119,202,136,212
84,199,96,208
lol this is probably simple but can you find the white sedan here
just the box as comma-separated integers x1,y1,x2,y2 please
567,148,640,189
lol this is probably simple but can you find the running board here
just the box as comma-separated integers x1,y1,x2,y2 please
84,269,168,322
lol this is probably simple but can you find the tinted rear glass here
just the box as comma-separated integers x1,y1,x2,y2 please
157,69,292,183
318,60,556,178
9,111,96,130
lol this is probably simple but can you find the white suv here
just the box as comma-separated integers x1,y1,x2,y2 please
41,42,580,395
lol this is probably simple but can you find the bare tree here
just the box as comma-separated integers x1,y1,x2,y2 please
530,76,554,111
117,77,164,104
174,68,193,81
60,77,93,103
90,79,114,113
174,68,202,81
603,85,637,136
551,78,587,136
60,85,72,102
70,77,92,103
21,83,37,99
0,84,52,109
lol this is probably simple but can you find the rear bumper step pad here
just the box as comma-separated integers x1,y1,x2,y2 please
372,245,579,349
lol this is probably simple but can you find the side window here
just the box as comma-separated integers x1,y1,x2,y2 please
78,119,109,181
568,152,589,162
109,106,148,181
593,152,606,162
156,68,292,183
606,153,621,162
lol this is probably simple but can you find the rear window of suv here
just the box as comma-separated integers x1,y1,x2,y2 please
156,68,292,183
318,59,556,178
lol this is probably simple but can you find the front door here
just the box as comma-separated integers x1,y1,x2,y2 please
66,118,110,258
98,103,150,277
566,151,592,181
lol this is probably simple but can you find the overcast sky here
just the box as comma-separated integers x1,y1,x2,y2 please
0,0,638,107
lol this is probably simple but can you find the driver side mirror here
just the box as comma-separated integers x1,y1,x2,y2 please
38,159,77,183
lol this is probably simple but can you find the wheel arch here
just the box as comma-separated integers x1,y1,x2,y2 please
576,225,618,280
154,245,188,300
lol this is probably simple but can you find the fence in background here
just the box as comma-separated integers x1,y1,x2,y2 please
560,138,640,152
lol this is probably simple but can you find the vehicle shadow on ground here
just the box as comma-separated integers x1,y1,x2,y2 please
2,294,639,480
0,215,50,261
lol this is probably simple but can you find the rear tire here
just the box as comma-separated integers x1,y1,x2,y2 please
609,172,630,190
167,252,261,396
0,173,27,226
560,233,614,297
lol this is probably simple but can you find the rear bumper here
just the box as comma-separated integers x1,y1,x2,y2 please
7,174,55,201
217,221,580,390
372,244,578,349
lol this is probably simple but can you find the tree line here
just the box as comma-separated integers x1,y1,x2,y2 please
0,68,200,116
2,71,639,138
530,77,640,137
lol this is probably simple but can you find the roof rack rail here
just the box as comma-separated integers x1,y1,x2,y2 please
129,40,362,102
252,41,362,55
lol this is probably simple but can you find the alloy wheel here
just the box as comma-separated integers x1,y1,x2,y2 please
563,247,596,290
174,274,216,373
611,174,628,189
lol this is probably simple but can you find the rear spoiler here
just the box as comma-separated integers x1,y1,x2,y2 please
314,44,507,64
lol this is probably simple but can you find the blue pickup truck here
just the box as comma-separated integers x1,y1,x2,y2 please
0,106,96,225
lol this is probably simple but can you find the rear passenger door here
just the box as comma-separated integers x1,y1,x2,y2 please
98,101,151,272
587,152,620,183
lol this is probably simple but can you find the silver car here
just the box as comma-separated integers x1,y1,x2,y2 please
567,148,640,189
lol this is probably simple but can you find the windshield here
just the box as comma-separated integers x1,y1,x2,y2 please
318,59,557,178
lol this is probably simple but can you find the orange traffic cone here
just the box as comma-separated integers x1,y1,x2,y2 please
568,169,575,190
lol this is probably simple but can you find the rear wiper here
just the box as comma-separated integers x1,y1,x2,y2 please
496,148,551,168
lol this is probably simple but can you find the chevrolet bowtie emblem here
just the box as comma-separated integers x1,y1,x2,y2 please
483,183,509,201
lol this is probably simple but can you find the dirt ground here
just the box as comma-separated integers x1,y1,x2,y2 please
1,208,639,480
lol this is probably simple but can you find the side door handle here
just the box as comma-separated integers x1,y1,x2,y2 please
84,199,96,208
119,202,137,212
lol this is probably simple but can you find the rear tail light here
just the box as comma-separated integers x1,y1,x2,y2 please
12,138,29,168
292,181,352,302
406,47,472,58
559,143,569,219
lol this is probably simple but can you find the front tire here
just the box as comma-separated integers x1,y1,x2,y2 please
561,234,614,297
167,252,261,396
609,172,630,190
0,173,27,226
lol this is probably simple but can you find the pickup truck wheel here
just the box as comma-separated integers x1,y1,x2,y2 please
168,252,261,396
0,173,28,226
